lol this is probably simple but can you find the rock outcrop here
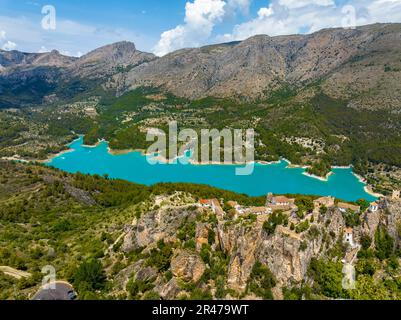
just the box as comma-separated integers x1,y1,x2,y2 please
2,23,401,110
171,250,206,283
115,196,401,299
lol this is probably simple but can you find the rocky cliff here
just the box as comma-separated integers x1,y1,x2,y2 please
116,194,401,300
1,23,401,110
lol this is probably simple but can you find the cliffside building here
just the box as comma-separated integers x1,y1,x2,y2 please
313,196,335,210
338,203,360,213
344,228,356,248
369,201,379,212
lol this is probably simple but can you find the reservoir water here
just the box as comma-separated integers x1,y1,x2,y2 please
47,136,377,202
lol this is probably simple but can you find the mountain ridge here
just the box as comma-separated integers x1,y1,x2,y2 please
1,23,401,110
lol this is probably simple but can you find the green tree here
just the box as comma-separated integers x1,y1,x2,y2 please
146,240,174,272
375,225,394,261
247,261,276,300
72,259,107,294
308,258,347,299
342,209,361,227
360,234,372,250
263,211,288,235
356,199,370,212
319,205,328,215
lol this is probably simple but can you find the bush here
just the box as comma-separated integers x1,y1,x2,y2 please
300,241,308,251
308,258,347,299
375,225,394,261
188,288,213,300
247,261,276,300
71,259,107,294
342,209,361,228
360,234,372,250
146,240,174,272
296,220,310,234
263,211,288,235
126,277,156,300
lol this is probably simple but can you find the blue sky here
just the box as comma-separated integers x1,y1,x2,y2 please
1,0,401,56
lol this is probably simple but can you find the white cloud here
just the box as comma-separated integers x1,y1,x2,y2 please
0,14,156,56
226,0,252,15
278,0,335,9
258,6,274,18
1,29,18,51
219,0,401,42
38,45,48,53
154,0,227,56
60,50,71,56
154,0,254,56
2,40,17,51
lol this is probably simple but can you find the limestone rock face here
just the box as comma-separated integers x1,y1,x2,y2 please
116,195,401,299
157,278,182,300
196,223,210,251
225,225,324,291
364,210,382,237
171,250,206,283
122,205,198,252
384,199,401,246
119,23,401,109
73,41,156,79
3,23,401,110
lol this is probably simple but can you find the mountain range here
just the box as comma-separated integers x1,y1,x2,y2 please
1,23,401,110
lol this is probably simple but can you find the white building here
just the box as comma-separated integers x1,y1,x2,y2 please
344,228,356,248
369,201,379,212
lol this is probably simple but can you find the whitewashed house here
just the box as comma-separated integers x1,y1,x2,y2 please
369,201,379,213
344,228,356,248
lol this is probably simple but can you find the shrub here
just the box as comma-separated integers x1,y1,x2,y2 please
247,261,276,300
308,258,347,299
146,240,174,272
71,259,107,294
296,220,310,234
375,225,394,261
263,211,288,235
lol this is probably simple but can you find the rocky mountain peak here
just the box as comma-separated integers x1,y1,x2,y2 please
74,41,155,79
79,41,137,61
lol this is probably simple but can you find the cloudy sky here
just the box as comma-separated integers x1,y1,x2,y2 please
1,0,401,57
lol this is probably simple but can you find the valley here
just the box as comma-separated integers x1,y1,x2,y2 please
1,22,401,301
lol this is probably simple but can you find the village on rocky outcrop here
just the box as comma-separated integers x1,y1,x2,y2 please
116,188,401,300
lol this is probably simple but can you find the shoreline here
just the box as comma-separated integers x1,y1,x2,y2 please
364,185,384,198
352,172,367,184
3,135,381,199
302,171,334,182
40,148,76,164
82,139,106,149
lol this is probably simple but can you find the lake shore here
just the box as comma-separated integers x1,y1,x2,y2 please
302,171,334,182
13,135,379,201
364,185,384,198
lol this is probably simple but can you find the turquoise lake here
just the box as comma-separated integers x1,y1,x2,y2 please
47,136,377,202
